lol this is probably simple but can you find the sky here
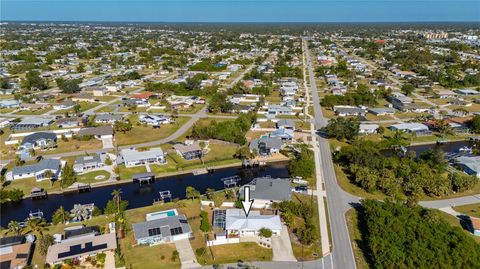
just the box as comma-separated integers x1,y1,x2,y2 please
1,0,479,22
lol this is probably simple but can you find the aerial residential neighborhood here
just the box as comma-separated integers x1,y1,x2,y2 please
0,2,480,269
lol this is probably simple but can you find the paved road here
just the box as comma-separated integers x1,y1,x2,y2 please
304,39,359,269
419,194,480,209
227,63,256,89
197,254,334,269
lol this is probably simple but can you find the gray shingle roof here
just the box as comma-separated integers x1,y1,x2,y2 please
246,177,291,201
77,126,113,137
132,214,191,240
21,132,57,146
12,159,61,176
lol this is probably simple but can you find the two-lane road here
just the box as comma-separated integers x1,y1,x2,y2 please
304,39,359,269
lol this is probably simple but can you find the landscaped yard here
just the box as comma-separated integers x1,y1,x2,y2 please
52,102,100,115
115,116,189,146
14,107,53,115
77,170,111,184
3,177,63,195
42,138,103,155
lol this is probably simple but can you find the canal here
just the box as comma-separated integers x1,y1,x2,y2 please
0,162,290,227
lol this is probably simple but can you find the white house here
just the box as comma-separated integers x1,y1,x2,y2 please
225,209,282,237
120,148,165,167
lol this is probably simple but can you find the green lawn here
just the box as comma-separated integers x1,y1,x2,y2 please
3,177,63,195
453,203,480,218
52,102,100,115
77,170,111,184
115,117,189,146
14,107,52,115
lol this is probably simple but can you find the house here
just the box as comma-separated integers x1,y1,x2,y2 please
53,100,76,110
436,89,458,99
0,235,33,269
173,140,204,160
249,137,284,156
368,107,396,116
333,106,366,117
19,132,57,150
46,225,117,265
0,99,20,108
12,117,53,131
85,86,108,97
388,92,413,111
95,114,124,124
389,123,431,136
470,217,480,236
230,94,261,105
132,211,192,246
241,177,291,209
10,159,62,181
138,114,172,126
455,89,479,96
267,105,293,116
119,147,165,167
269,128,294,141
455,156,480,178
276,119,295,130
359,124,379,135
73,154,106,173
56,117,85,128
77,126,113,139
225,209,282,237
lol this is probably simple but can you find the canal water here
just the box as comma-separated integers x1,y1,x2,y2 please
0,162,290,227
407,140,475,156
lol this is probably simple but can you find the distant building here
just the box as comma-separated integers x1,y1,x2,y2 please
0,99,20,108
94,114,124,124
77,126,113,139
470,217,480,236
19,132,57,151
12,118,53,131
173,140,204,160
389,123,431,136
359,124,379,135
119,148,165,167
249,137,284,156
455,156,480,178
333,106,366,117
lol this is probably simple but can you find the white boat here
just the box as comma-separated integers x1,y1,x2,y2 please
459,146,473,153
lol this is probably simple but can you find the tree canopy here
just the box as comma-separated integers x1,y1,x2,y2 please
360,199,480,269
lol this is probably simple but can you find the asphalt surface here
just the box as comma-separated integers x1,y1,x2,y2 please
304,39,359,269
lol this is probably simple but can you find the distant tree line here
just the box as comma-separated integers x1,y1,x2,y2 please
190,112,256,144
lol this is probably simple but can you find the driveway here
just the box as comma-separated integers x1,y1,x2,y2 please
174,238,201,269
104,250,115,269
272,225,297,262
101,137,114,149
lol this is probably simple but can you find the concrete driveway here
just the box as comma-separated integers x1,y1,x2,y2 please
174,238,201,269
272,225,297,262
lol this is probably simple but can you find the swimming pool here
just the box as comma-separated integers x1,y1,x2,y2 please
146,209,178,221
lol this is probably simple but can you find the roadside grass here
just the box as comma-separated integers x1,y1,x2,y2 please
115,117,189,146
345,208,371,269
96,106,116,113
204,243,273,265
453,203,480,218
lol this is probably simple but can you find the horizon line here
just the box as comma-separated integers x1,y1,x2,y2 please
3,20,480,24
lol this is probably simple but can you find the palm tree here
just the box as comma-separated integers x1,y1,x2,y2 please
111,189,122,214
43,170,54,187
23,218,48,237
8,221,22,235
437,120,454,138
70,204,91,221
